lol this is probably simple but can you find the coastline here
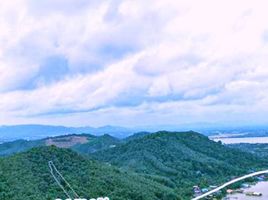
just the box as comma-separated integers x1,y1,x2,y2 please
223,181,268,200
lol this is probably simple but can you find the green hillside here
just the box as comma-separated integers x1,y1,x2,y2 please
72,134,121,154
92,131,268,198
1,131,267,199
124,132,150,142
0,134,120,157
0,139,44,156
0,146,178,200
228,143,268,159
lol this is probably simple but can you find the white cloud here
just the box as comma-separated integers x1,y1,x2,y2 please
1,0,268,126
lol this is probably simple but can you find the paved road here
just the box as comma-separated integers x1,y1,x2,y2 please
192,170,268,200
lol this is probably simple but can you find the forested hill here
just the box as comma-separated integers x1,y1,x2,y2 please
0,146,178,200
92,131,268,197
0,134,120,156
1,131,267,199
228,143,268,159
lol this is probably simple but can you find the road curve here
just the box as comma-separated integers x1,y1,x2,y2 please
192,169,268,200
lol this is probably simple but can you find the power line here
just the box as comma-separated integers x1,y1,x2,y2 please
48,161,79,199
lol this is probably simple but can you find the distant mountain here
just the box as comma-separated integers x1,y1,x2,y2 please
124,131,151,142
1,131,267,199
0,146,178,200
2,124,268,143
0,134,121,157
200,125,268,137
72,134,121,154
0,125,73,140
92,131,267,198
0,139,44,157
0,124,136,141
228,143,268,159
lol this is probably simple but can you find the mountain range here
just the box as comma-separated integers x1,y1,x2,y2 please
0,133,120,157
0,124,135,142
0,131,267,199
2,124,268,144
92,131,267,197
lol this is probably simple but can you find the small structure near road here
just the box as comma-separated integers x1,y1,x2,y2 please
245,192,262,196
192,169,268,200
241,183,250,188
193,186,202,197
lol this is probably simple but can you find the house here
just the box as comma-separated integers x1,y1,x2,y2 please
226,189,234,194
209,185,217,189
241,183,250,188
193,186,201,194
201,188,209,193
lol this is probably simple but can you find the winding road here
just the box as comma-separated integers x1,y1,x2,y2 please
192,170,268,200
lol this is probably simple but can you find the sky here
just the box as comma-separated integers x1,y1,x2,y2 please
0,0,268,127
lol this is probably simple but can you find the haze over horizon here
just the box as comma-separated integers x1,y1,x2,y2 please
1,0,268,127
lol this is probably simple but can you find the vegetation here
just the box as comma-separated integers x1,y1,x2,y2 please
72,134,121,154
228,143,268,159
0,146,178,200
1,131,268,199
0,139,44,156
123,132,150,142
0,134,120,157
92,131,268,198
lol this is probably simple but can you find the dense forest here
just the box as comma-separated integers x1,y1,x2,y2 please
0,134,119,157
0,139,44,156
228,143,268,159
72,134,121,154
0,146,178,200
0,131,267,200
92,131,268,198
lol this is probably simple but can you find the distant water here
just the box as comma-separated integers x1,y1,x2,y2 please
212,137,268,144
225,182,268,199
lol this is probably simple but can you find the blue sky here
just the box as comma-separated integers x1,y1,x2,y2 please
0,0,268,127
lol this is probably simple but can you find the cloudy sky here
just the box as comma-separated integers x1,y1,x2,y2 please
0,0,268,127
